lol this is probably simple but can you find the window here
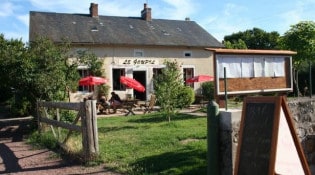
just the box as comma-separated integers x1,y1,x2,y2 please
217,56,285,78
184,51,192,58
78,69,91,92
153,68,163,90
113,68,126,90
134,49,144,57
183,68,194,87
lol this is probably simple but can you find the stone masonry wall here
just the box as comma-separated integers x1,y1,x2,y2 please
219,97,315,175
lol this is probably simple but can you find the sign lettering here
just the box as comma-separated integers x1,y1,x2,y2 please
119,58,158,65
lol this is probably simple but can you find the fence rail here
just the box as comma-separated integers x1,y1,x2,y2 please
36,100,99,162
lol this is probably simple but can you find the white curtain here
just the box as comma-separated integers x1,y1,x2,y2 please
218,57,241,78
254,57,264,77
241,57,254,77
218,56,285,78
274,57,285,77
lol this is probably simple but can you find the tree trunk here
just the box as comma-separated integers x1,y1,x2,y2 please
293,68,300,97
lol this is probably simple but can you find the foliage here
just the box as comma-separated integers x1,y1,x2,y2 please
6,36,78,116
97,113,207,175
60,110,77,123
0,34,105,116
10,96,31,117
176,86,195,108
224,27,280,49
201,82,215,100
154,60,185,122
71,49,108,97
98,84,111,98
75,50,104,77
28,131,59,150
280,21,315,96
223,39,248,49
0,34,26,102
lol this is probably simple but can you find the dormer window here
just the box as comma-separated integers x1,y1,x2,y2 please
184,51,192,57
134,49,144,57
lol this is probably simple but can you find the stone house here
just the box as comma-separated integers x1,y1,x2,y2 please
29,3,223,101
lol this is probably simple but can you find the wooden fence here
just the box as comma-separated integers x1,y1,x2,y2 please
36,100,98,162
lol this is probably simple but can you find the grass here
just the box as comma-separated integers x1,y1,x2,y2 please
97,112,207,175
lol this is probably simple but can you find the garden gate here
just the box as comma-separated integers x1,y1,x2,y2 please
36,100,98,162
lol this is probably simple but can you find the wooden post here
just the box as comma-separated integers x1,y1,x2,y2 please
207,100,220,175
36,101,42,133
81,100,99,162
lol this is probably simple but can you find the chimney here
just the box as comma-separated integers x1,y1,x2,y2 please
141,3,152,21
89,3,98,18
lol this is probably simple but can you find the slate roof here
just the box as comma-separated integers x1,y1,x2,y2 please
29,11,224,48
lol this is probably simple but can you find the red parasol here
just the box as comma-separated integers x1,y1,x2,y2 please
186,75,214,83
120,76,145,92
79,76,107,86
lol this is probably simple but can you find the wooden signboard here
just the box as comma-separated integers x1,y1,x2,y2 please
234,96,311,175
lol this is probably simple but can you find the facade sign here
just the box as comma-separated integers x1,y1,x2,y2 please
119,58,159,65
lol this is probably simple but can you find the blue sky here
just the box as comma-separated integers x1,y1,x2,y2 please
1,0,314,43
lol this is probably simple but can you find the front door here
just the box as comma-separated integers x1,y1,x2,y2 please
133,71,146,100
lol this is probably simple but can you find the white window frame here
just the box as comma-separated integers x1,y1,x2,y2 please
78,67,91,92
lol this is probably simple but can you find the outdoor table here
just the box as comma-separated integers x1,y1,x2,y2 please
122,99,139,116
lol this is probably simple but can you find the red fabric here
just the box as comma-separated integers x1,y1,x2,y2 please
79,76,107,86
120,76,145,92
186,75,214,83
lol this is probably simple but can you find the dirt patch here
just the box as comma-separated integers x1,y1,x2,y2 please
0,118,121,175
180,138,200,145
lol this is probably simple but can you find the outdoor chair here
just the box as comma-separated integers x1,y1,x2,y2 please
140,94,156,114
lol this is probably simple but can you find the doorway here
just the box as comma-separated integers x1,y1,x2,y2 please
133,71,146,100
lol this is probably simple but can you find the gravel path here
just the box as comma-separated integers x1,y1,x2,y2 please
0,117,121,175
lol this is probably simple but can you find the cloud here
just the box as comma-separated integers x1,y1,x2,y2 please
156,0,198,20
29,0,95,13
17,14,29,27
29,0,145,17
100,1,140,17
0,2,14,17
278,0,315,34
200,3,250,41
223,3,247,16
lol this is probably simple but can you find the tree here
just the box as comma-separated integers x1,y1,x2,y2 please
223,39,247,49
0,35,105,116
154,60,184,122
224,27,280,49
0,34,27,102
280,21,315,96
8,37,76,115
65,48,104,93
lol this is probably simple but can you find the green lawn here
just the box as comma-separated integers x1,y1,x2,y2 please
97,113,207,175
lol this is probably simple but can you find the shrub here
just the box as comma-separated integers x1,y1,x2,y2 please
28,132,58,150
176,86,195,108
60,110,77,123
201,82,215,100
10,95,31,117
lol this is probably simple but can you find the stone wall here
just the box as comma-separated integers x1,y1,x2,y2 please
219,97,315,175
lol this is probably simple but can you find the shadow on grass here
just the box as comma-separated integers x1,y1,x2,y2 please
98,125,138,133
129,147,207,175
127,113,205,124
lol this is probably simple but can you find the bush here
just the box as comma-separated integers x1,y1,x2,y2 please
10,95,31,117
176,86,195,108
28,132,58,150
60,110,77,123
201,82,215,100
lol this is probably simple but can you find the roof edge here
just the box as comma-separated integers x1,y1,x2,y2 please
206,48,297,55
